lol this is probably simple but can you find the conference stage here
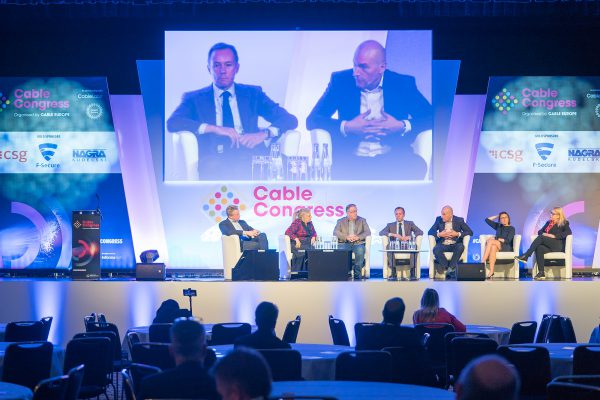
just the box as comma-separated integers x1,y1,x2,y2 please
2,277,600,348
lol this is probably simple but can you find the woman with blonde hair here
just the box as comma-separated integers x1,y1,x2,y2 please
515,207,572,280
413,288,466,332
285,208,317,273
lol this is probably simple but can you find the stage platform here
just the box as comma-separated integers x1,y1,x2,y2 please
1,276,600,348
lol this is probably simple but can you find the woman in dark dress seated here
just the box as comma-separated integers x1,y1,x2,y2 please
284,208,317,273
516,206,572,280
482,212,515,279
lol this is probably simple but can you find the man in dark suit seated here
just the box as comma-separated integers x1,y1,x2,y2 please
167,42,298,180
139,318,219,400
428,205,474,280
306,40,432,180
379,206,424,279
219,205,268,251
214,348,272,400
354,297,407,351
235,302,291,350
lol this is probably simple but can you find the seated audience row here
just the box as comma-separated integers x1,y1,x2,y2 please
138,317,518,400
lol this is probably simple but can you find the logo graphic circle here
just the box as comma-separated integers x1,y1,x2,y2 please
492,88,519,115
204,185,246,223
0,92,10,112
86,103,103,120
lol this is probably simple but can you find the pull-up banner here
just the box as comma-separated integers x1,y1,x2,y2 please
467,76,600,268
0,77,134,271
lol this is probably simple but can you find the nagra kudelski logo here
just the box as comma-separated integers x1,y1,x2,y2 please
535,143,554,161
492,88,519,115
0,91,10,112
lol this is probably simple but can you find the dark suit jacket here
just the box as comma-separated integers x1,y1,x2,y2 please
379,220,423,237
139,361,220,400
428,216,474,244
485,218,515,251
537,220,572,251
355,324,423,351
167,83,298,179
234,329,291,350
219,218,254,237
306,69,433,154
167,83,297,135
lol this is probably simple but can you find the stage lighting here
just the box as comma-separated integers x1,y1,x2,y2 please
139,249,160,263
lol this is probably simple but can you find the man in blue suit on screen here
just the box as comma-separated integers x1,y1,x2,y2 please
219,205,268,251
167,42,298,180
306,40,432,181
428,205,473,280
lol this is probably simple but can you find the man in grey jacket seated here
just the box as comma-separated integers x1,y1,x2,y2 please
334,203,371,280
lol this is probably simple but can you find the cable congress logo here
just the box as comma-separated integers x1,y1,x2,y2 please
492,88,519,115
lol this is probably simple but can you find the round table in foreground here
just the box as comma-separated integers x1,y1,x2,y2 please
271,380,453,400
212,343,351,380
466,324,511,345
0,382,33,400
509,343,579,378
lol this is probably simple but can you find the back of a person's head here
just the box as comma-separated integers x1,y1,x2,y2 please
170,318,206,361
455,355,520,400
421,288,439,309
213,348,272,399
382,297,405,325
159,299,180,311
255,301,279,331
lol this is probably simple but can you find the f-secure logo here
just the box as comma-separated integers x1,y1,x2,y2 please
535,143,554,161
39,143,58,161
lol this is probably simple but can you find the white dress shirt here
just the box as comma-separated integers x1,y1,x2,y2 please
198,84,278,144
339,75,413,157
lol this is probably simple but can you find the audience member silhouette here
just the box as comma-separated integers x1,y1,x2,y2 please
214,347,272,400
235,302,291,349
153,299,192,324
139,318,219,399
455,355,520,400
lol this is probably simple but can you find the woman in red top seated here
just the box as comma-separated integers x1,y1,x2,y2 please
413,288,466,332
285,208,317,273
515,206,572,280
